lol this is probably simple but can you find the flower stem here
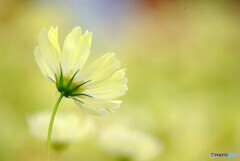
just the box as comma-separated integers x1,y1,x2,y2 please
47,92,64,161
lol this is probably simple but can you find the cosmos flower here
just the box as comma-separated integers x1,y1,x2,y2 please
27,111,95,150
34,26,128,115
98,125,162,161
28,111,95,143
34,26,128,160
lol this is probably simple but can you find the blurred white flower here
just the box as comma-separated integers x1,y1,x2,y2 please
27,111,95,144
98,125,163,161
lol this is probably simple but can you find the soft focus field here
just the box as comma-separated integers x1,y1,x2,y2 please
1,1,240,161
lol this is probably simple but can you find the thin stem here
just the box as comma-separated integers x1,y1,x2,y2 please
47,92,64,161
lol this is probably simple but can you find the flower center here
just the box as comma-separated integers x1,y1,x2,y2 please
55,68,92,99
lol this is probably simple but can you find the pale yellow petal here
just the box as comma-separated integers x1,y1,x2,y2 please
75,53,121,85
61,27,92,75
39,28,60,74
34,46,55,82
74,98,121,115
84,69,128,100
48,26,61,56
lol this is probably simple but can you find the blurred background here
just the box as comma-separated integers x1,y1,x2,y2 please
1,0,240,161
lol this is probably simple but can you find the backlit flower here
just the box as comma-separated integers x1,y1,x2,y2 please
34,26,128,115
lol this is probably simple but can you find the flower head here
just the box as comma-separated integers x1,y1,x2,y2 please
34,26,128,115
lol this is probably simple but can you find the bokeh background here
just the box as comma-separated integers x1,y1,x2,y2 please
1,0,240,161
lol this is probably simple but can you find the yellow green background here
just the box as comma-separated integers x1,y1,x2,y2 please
0,0,240,161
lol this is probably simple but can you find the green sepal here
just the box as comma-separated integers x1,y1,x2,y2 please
55,65,92,99
70,80,91,93
47,76,55,83
65,69,80,89
70,93,93,98
72,98,84,104
59,65,64,88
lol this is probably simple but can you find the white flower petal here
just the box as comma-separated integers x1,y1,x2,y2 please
39,28,61,74
75,53,121,85
61,27,92,75
84,69,128,100
98,125,162,160
48,26,61,56
34,46,55,82
74,99,121,116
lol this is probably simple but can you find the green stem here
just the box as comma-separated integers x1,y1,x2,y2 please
47,92,64,161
